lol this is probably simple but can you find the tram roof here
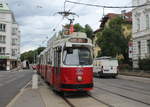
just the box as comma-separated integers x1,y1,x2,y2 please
39,32,92,56
52,34,92,47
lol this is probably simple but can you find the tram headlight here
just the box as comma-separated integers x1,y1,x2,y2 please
77,76,83,81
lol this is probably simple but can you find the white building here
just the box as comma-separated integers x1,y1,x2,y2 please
132,0,150,68
0,3,20,71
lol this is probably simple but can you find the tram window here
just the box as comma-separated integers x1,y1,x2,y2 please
63,48,92,65
79,49,92,65
64,49,79,65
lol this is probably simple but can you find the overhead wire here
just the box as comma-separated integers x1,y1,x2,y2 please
36,0,66,46
40,17,65,46
66,0,84,12
66,0,149,8
116,0,132,12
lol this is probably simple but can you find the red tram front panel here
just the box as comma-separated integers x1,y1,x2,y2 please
60,67,93,91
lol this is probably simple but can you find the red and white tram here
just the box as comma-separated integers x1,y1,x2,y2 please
37,32,93,92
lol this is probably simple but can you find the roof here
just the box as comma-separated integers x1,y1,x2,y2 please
0,3,10,12
100,11,132,30
107,13,120,19
124,11,132,22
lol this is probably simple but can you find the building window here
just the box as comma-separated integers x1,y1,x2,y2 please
0,47,5,54
137,18,140,31
12,28,17,35
138,41,141,57
0,35,6,43
0,4,3,7
146,15,149,29
147,40,150,54
12,38,17,45
12,49,17,56
0,24,6,32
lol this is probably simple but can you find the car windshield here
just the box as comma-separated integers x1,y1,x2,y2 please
63,47,92,65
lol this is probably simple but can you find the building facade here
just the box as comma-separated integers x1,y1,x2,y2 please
0,3,20,70
132,0,150,68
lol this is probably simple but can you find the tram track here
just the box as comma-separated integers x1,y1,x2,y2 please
60,92,110,107
94,86,150,106
94,80,150,96
116,78,150,92
61,95,75,107
87,93,113,107
95,78,150,92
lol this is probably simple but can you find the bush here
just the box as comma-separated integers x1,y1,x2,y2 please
139,58,150,71
118,64,132,70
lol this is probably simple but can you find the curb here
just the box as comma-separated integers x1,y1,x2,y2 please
6,80,31,107
117,75,150,83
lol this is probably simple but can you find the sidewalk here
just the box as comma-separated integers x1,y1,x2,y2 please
7,77,69,107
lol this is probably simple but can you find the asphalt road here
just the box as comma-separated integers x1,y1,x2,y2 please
1,70,150,107
90,76,150,107
58,76,150,107
0,70,34,107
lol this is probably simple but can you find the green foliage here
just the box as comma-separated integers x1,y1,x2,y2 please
65,23,93,39
118,64,132,70
139,58,150,71
96,16,131,63
74,23,85,32
20,47,45,63
84,24,93,39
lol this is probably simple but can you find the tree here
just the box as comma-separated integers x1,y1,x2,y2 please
36,47,45,54
64,23,94,39
84,24,93,39
96,17,131,63
20,47,45,63
73,23,85,32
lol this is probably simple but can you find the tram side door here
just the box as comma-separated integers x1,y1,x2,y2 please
54,48,61,89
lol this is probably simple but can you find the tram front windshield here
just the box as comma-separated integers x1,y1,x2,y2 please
63,47,92,65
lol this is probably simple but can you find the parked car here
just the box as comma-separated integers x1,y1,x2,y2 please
93,57,118,78
22,60,29,69
32,65,36,70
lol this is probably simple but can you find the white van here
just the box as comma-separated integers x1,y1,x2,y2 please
93,57,118,78
22,60,29,69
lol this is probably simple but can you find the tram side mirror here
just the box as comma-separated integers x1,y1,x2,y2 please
67,48,73,54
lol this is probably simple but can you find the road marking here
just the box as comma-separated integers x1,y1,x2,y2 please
6,80,32,107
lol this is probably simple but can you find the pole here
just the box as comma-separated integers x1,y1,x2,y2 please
64,0,67,11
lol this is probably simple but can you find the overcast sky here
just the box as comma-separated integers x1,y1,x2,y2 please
6,0,132,53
